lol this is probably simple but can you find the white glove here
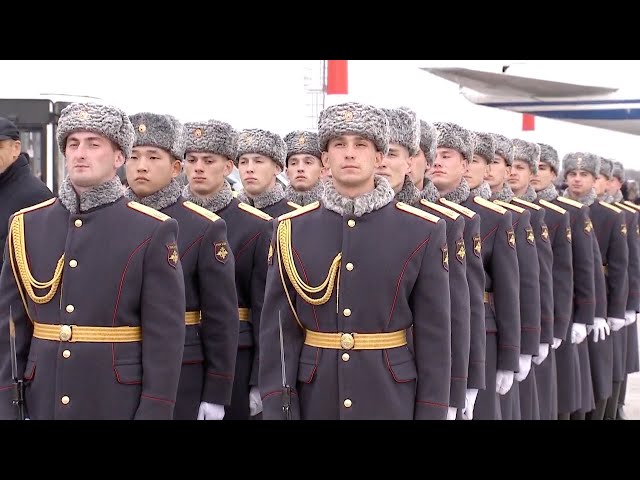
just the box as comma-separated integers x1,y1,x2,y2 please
197,402,225,420
571,323,588,344
515,354,533,382
607,317,624,332
496,369,515,395
447,406,457,420
532,343,550,365
625,310,637,326
587,317,610,342
249,386,263,416
462,388,479,420
552,337,563,349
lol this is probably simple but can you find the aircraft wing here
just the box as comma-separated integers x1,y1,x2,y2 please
421,67,618,98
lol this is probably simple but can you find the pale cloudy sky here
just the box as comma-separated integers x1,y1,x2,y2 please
3,59,640,169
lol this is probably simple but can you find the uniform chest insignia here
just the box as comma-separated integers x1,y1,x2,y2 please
473,234,482,257
167,243,179,268
566,227,572,243
622,223,628,236
215,241,230,264
456,238,465,263
526,226,535,245
584,218,593,234
541,225,549,242
507,229,516,248
442,244,449,271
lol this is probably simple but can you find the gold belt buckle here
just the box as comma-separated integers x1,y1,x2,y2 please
340,333,355,350
59,325,72,342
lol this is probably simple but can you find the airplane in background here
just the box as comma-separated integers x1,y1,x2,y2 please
421,63,640,137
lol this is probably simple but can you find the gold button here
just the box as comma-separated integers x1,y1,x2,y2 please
74,219,83,227
61,395,70,405
346,262,354,271
343,308,351,317
347,219,356,228
69,259,78,268
62,350,71,359
66,304,74,313
59,325,72,342
342,353,350,362
343,399,352,408
340,333,355,350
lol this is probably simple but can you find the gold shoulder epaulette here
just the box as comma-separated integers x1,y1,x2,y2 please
183,201,221,222
278,201,320,222
624,200,640,211
232,190,239,198
474,196,507,214
127,201,170,221
557,196,584,209
420,199,459,220
511,197,541,210
439,198,476,218
396,201,439,223
16,197,56,215
287,201,302,210
599,200,622,213
539,199,567,215
615,202,637,213
495,200,525,214
238,202,273,221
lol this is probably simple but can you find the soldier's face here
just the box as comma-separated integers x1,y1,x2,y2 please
608,176,623,195
238,154,281,198
65,132,124,192
322,135,382,190
486,155,510,190
127,146,181,198
432,148,467,194
531,162,556,191
184,152,234,197
0,139,21,174
566,169,595,198
377,143,412,193
508,159,532,195
409,149,428,189
594,174,609,196
286,154,323,192
464,154,489,189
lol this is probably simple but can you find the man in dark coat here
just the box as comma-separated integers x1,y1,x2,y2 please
181,119,273,420
260,102,452,420
0,103,186,419
0,117,54,271
125,112,239,420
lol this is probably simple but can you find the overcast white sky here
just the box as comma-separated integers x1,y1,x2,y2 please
3,59,640,169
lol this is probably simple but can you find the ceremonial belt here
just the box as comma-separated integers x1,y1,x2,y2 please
304,329,407,350
185,308,250,325
484,292,493,304
33,322,142,343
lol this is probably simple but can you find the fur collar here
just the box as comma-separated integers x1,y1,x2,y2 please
395,175,422,206
536,183,559,202
516,185,537,202
564,187,597,206
322,175,394,217
490,183,514,202
237,182,285,209
181,180,234,213
58,175,124,214
284,180,325,207
469,181,492,200
441,178,470,204
124,178,182,211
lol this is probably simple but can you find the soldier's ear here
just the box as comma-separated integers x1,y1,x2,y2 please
114,150,126,169
374,151,383,168
321,151,329,167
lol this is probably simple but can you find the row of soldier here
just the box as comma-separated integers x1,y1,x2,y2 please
0,99,636,420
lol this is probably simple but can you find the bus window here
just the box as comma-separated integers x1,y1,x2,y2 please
18,128,44,183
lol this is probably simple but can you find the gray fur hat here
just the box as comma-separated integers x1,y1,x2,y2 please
612,161,625,182
283,130,321,164
562,152,600,178
599,157,613,178
130,112,186,160
318,102,390,155
184,119,238,161
491,133,514,166
383,107,420,156
472,131,495,163
512,138,541,175
236,128,286,169
538,143,560,174
57,102,135,159
419,120,438,165
433,121,474,163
